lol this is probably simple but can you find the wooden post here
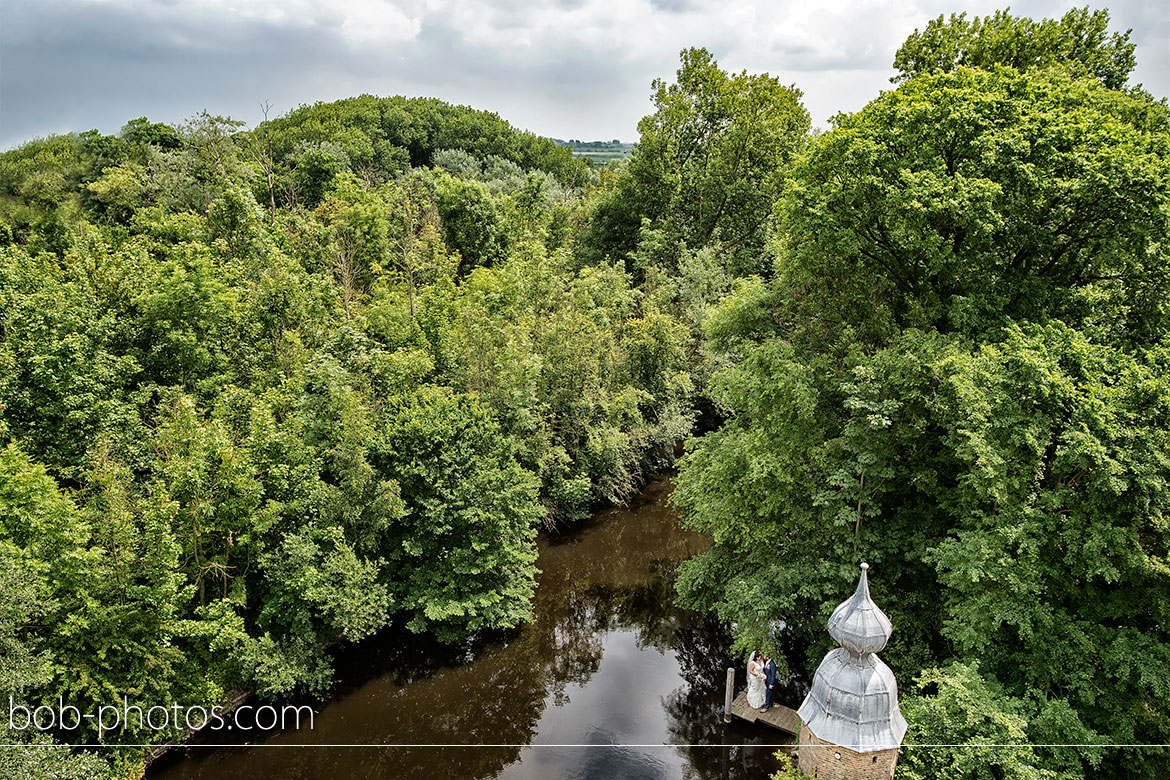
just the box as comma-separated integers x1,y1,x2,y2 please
723,667,735,723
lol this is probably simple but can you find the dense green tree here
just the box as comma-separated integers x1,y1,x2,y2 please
0,443,194,757
780,66,1170,348
433,240,693,524
250,524,391,694
253,94,585,187
431,170,509,271
120,116,182,151
583,47,809,277
674,23,1170,780
371,386,542,639
289,141,351,209
898,663,1073,780
83,161,150,224
0,730,109,780
0,240,144,481
892,7,1136,90
0,500,111,780
0,495,57,700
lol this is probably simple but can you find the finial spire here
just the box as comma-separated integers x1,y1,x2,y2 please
827,562,892,656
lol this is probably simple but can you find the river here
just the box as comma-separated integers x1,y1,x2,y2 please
149,479,801,780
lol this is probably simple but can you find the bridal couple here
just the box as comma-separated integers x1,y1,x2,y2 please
746,651,777,712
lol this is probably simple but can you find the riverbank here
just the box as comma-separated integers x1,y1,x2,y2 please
148,479,795,780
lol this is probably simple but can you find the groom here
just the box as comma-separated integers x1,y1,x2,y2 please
762,652,777,712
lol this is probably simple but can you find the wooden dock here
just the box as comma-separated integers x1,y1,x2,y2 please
727,691,800,733
721,666,799,733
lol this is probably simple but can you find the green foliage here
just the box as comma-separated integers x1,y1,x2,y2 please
2,16,1165,780
0,443,190,770
263,526,390,641
431,170,508,270
120,116,182,150
899,663,1065,780
289,141,351,208
892,7,1137,90
0,731,110,780
433,148,482,178
372,387,542,639
0,530,111,779
251,94,585,190
583,47,810,277
0,543,53,707
434,243,692,523
674,16,1170,780
927,326,1170,750
781,65,1170,347
769,752,812,780
250,525,391,694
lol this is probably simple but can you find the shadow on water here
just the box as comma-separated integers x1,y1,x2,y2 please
149,480,805,780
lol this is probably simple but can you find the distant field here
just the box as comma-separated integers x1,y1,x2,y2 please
551,138,634,161
574,150,630,162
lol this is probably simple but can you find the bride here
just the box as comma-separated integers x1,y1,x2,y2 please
746,651,766,710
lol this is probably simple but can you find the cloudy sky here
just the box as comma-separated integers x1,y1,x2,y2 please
1,0,1166,149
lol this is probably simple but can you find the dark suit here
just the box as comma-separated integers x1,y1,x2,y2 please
763,658,777,709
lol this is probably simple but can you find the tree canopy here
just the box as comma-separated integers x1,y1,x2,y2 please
1,10,1167,779
583,47,810,277
892,6,1137,90
0,86,698,776
679,11,1169,780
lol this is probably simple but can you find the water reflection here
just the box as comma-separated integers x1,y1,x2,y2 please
150,480,795,780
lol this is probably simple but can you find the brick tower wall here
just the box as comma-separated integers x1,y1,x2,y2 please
796,723,899,779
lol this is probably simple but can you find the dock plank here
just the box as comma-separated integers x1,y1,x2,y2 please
728,692,799,734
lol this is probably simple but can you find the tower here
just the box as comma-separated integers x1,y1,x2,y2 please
795,563,906,779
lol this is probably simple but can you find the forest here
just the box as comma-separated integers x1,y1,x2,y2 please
0,6,1167,780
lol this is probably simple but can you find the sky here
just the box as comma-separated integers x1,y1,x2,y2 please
1,0,1167,149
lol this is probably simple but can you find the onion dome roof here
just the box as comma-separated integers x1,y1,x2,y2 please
827,562,892,656
796,563,907,753
796,648,907,751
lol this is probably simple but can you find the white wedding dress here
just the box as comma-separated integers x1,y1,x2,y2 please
746,660,766,709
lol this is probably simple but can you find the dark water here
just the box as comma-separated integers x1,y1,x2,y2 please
150,480,800,780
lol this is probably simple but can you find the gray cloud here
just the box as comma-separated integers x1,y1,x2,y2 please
1,0,1165,149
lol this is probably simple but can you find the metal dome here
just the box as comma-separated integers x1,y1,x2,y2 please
796,563,907,753
796,648,907,751
827,562,892,656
